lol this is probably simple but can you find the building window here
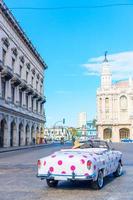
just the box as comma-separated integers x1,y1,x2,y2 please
26,94,28,109
26,71,29,82
105,97,109,112
36,81,38,90
31,98,34,112
20,65,23,77
2,49,6,65
99,98,102,111
40,103,43,114
12,58,15,71
120,95,127,110
1,79,6,99
19,90,22,106
11,85,15,103
31,76,34,86
36,101,38,112
40,85,42,94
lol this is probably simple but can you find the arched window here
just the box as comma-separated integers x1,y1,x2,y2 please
99,98,102,111
105,97,109,112
103,128,112,140
120,95,127,110
119,128,130,139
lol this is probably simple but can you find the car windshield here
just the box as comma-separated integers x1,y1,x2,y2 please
79,140,109,149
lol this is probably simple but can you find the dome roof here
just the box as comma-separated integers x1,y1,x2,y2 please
113,80,129,88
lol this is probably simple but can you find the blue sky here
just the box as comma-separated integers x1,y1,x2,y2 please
4,0,133,127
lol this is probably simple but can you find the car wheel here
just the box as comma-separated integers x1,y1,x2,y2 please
113,162,123,177
91,170,104,190
46,179,58,187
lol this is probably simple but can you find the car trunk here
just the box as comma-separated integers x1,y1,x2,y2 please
38,149,100,176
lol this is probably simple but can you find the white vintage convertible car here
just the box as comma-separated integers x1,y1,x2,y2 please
37,140,123,189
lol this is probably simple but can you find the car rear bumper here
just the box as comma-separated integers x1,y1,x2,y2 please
37,172,96,181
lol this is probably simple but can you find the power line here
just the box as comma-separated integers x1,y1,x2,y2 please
7,3,133,11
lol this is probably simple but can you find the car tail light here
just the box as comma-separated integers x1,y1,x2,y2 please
37,160,41,168
87,160,92,170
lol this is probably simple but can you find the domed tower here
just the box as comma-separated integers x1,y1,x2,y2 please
101,51,112,89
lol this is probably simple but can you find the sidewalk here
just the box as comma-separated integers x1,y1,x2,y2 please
0,143,51,153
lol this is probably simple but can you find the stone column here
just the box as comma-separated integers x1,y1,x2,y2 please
23,91,26,108
28,124,32,145
13,119,19,146
130,126,133,140
102,96,105,121
4,116,10,147
33,98,36,112
28,95,32,111
21,120,26,146
97,126,103,140
21,62,26,80
14,53,20,75
14,86,19,105
6,43,12,68
112,126,119,142
38,101,41,114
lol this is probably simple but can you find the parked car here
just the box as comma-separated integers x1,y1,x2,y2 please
121,138,133,143
37,140,123,189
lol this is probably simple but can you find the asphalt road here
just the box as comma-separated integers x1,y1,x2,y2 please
0,142,133,200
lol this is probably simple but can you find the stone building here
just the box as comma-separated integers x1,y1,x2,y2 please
78,112,87,128
0,1,47,147
44,127,70,141
97,56,133,142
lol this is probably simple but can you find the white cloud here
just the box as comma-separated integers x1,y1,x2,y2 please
82,51,133,80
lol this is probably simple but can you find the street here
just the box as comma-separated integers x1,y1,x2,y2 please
0,143,133,200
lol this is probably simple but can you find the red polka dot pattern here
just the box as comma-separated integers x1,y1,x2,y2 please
49,167,54,172
70,165,76,171
61,171,66,174
84,173,89,176
80,159,85,164
58,160,63,165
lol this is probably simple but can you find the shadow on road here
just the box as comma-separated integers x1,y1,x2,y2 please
44,172,125,191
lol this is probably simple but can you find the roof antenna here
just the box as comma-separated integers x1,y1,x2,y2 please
104,51,108,62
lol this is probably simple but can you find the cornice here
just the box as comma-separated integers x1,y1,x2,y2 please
0,1,48,70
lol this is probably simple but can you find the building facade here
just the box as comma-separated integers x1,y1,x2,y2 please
97,58,133,142
76,120,97,139
0,1,47,147
44,127,70,141
78,112,87,128
86,120,97,138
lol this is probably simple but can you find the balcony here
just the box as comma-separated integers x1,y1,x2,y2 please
27,84,34,95
32,90,38,98
41,96,46,104
11,73,21,86
38,93,43,101
1,65,13,80
19,79,27,91
0,60,4,72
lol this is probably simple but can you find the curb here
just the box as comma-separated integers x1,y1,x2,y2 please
0,143,52,153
